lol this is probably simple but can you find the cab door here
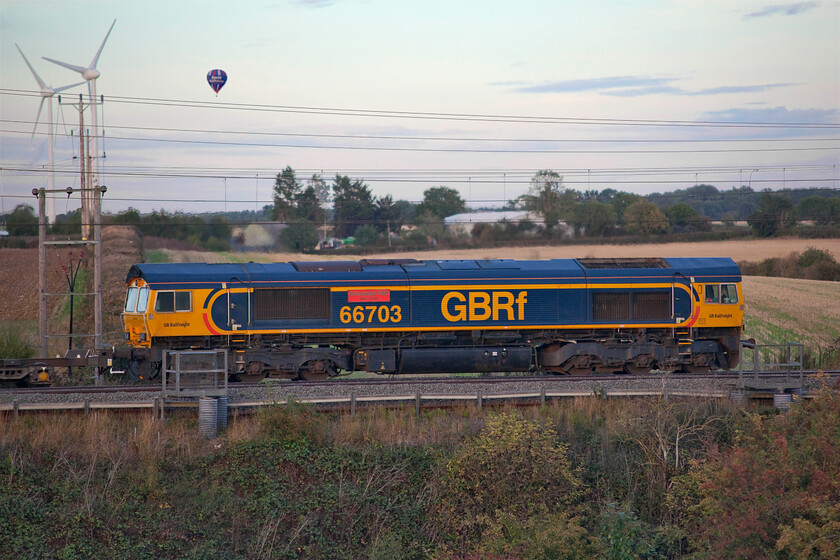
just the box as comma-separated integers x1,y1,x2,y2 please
226,277,251,331
672,274,694,323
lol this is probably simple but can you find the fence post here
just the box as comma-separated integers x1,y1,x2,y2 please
415,391,421,416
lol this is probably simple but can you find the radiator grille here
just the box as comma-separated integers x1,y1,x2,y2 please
254,289,330,320
593,291,671,321
593,292,631,321
632,292,671,320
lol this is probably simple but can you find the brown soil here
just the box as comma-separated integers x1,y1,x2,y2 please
3,234,838,350
160,237,840,265
0,226,143,349
742,275,840,348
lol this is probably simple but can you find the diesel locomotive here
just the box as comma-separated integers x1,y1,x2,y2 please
122,257,744,380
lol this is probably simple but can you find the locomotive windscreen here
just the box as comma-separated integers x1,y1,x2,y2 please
254,288,330,320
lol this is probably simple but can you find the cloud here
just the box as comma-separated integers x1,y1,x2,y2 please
743,2,819,19
687,83,797,95
700,105,838,124
515,76,677,94
508,76,795,97
296,0,336,7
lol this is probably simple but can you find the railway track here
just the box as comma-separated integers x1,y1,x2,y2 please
2,370,835,397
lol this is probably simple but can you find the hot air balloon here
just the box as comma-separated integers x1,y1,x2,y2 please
207,69,227,95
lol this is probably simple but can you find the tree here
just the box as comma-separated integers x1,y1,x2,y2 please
332,175,376,238
373,195,404,234
353,224,379,246
294,185,325,224
522,170,567,230
797,195,840,226
5,204,38,236
109,207,141,227
279,222,318,252
666,203,699,228
623,200,669,235
747,193,794,237
273,166,301,221
574,200,617,237
610,192,644,224
307,173,331,208
416,186,466,220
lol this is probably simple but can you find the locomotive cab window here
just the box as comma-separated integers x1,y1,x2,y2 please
125,287,139,312
705,284,720,303
705,284,738,304
721,283,738,304
125,286,151,312
154,291,191,313
136,287,150,312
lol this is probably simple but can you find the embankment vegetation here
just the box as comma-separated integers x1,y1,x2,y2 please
2,386,838,559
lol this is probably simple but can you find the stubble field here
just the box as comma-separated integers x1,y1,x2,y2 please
3,236,839,351
158,237,840,349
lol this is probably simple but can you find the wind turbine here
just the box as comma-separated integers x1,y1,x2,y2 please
42,19,116,196
17,44,84,224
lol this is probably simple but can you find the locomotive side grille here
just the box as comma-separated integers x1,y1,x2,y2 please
593,291,671,321
632,292,671,320
593,292,630,321
254,288,330,320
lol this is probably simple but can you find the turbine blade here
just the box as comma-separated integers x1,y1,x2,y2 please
31,98,46,145
53,81,86,94
16,44,48,90
42,57,88,75
90,19,116,69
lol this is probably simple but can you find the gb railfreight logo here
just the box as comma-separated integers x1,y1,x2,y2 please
441,290,527,321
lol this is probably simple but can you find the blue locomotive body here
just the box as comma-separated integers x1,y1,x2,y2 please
124,257,743,379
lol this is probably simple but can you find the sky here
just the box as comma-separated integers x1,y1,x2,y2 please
1,0,839,217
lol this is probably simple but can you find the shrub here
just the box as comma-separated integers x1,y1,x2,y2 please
0,324,35,359
430,412,590,557
353,224,379,246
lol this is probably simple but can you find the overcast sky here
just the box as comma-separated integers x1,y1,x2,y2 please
1,0,838,216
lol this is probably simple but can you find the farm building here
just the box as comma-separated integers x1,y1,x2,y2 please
443,211,537,235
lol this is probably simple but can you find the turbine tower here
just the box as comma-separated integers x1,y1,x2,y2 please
43,19,116,198
17,44,84,224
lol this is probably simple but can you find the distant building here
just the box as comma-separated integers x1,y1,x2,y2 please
231,223,286,249
443,211,537,235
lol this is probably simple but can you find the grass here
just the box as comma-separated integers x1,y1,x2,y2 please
0,321,36,359
143,249,170,263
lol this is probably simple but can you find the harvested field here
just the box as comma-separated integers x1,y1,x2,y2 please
2,235,838,354
742,276,840,349
0,226,143,350
158,237,840,265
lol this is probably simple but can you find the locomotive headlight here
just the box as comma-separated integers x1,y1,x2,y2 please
139,333,147,342
124,332,130,341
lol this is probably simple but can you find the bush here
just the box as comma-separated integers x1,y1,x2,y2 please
430,412,590,557
353,224,379,246
279,222,318,252
0,324,35,359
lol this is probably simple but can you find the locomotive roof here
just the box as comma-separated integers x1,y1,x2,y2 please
127,257,740,287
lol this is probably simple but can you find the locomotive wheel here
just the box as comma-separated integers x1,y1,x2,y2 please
297,360,334,382
682,364,712,374
236,361,267,383
623,363,651,375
